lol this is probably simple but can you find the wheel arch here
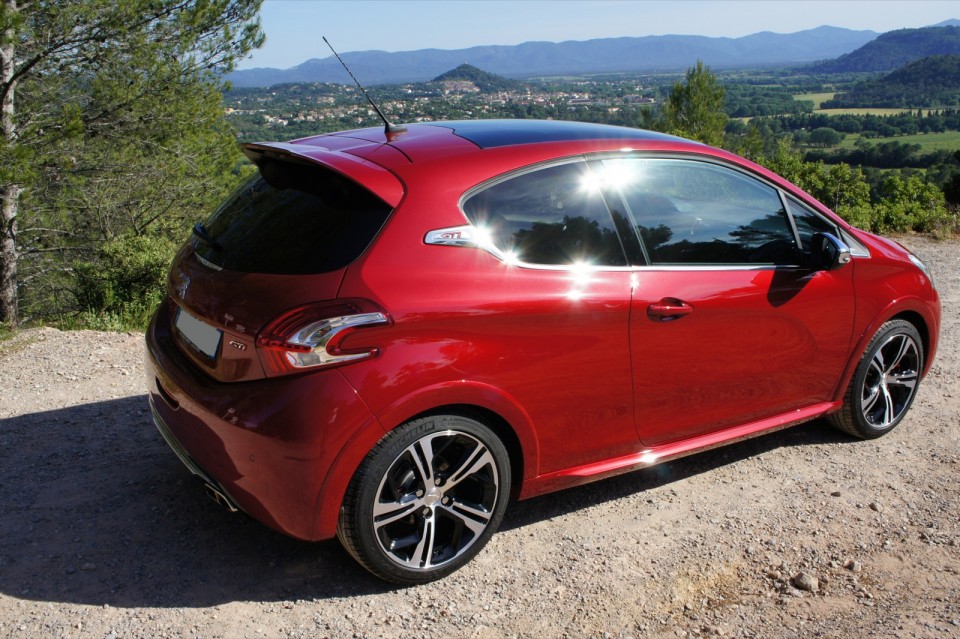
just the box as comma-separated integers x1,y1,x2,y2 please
833,298,938,404
312,381,540,540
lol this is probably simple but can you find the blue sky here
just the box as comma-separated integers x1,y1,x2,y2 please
236,0,960,70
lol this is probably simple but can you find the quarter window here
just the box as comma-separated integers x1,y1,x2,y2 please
462,161,627,267
597,158,799,266
786,196,839,252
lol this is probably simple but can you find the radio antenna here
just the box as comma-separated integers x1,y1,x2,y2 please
323,37,406,135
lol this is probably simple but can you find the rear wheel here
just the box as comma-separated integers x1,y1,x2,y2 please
337,414,511,584
829,319,923,439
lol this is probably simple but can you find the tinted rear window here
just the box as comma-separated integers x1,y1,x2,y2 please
194,159,392,274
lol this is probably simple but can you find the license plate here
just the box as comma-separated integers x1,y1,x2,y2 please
174,306,222,360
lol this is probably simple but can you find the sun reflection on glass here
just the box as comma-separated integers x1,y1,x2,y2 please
581,159,644,193
472,225,494,249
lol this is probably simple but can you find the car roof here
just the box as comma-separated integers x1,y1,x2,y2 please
284,119,698,164
242,120,746,208
420,119,685,149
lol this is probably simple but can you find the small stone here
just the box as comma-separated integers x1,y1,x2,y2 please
80,562,96,571
869,502,883,513
766,570,782,581
830,491,842,497
844,559,863,573
792,572,819,592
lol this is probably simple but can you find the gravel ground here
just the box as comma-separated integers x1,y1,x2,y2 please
0,236,957,639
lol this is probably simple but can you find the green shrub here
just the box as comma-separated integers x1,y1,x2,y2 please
73,234,178,330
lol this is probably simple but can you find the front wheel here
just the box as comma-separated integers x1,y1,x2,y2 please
828,319,924,439
337,414,511,584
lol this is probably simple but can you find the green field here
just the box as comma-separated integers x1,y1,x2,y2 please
818,107,915,116
837,130,960,152
793,92,913,116
794,92,835,109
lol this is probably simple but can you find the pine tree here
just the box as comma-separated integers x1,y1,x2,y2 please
662,60,728,146
0,0,263,327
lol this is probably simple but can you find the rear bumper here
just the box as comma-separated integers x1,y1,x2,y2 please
144,300,382,541
150,398,240,512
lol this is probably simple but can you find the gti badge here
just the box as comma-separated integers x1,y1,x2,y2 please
229,340,247,351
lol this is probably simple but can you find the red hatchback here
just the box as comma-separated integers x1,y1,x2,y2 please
145,119,940,583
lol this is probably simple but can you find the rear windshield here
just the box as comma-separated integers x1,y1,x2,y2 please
194,158,393,274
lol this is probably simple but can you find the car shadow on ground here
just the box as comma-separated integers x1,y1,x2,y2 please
0,396,852,607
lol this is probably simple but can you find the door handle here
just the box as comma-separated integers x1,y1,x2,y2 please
647,298,693,322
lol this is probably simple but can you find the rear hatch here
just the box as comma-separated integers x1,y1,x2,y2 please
165,143,402,382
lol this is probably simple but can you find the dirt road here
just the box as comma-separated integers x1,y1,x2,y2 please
1,237,957,639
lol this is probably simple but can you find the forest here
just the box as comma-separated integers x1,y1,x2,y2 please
821,55,960,108
1,5,958,333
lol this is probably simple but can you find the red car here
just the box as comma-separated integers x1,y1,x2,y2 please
145,119,940,583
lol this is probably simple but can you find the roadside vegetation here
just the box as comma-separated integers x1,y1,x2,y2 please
1,9,958,333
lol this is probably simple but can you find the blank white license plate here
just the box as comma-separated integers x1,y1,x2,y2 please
174,307,222,360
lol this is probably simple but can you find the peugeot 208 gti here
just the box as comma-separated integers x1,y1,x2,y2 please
145,119,940,583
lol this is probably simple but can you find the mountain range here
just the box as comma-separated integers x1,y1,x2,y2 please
227,25,878,87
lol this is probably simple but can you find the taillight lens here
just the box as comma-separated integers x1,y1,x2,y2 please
256,299,390,377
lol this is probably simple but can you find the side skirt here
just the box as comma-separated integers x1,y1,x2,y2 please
521,401,841,499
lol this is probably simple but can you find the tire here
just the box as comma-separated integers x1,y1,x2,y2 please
828,319,924,439
337,414,511,584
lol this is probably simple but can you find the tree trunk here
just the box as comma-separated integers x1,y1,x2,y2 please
0,185,18,328
1,0,19,327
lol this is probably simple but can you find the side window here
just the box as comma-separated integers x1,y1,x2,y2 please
786,196,838,252
462,161,627,266
596,158,799,266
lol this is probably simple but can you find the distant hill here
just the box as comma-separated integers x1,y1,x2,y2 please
822,55,960,107
227,26,877,87
432,64,525,92
811,25,960,73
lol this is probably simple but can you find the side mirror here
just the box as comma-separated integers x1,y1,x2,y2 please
810,232,852,271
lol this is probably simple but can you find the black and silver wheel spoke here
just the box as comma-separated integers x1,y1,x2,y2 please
409,436,437,486
445,445,496,491
410,518,437,568
442,499,493,536
373,499,419,529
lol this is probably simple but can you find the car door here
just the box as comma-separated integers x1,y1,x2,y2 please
452,159,638,473
593,157,856,447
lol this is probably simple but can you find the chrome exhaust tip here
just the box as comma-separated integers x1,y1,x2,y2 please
204,482,239,512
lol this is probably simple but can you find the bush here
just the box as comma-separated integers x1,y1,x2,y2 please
758,141,954,235
73,234,178,329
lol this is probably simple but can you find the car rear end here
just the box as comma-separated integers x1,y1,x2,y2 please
144,139,402,540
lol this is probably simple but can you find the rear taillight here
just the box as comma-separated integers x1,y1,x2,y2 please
255,299,391,377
